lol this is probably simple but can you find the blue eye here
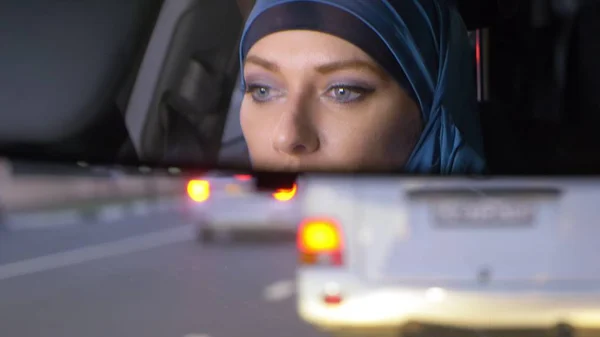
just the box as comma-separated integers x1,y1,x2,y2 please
245,84,277,103
326,85,371,103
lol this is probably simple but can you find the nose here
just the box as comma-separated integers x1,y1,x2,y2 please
271,100,319,156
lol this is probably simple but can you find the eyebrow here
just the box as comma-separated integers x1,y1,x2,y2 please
244,55,389,80
245,55,281,72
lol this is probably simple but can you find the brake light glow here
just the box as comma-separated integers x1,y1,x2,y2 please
298,218,343,266
234,174,252,181
302,221,340,251
323,294,343,305
187,179,210,202
475,32,481,65
273,183,297,201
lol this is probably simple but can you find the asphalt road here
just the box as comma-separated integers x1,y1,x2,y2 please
0,211,328,337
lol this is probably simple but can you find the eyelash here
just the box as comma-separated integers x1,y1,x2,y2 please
244,83,375,104
324,84,374,104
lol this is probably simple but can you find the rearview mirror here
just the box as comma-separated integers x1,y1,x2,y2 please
1,0,599,176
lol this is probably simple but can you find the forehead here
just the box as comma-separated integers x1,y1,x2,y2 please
246,30,374,64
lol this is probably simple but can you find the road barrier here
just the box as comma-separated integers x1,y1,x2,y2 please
0,160,186,212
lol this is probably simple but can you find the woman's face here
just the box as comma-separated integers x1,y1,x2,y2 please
240,30,422,171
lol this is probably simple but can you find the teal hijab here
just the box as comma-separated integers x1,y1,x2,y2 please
240,0,486,174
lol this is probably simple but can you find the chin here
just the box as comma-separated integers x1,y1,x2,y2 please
250,162,300,172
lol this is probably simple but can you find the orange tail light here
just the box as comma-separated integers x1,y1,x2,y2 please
273,183,297,202
297,217,343,266
187,179,210,202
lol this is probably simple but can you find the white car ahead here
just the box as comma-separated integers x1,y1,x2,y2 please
185,172,301,243
295,176,600,336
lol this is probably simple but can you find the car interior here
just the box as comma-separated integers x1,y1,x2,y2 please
1,0,599,174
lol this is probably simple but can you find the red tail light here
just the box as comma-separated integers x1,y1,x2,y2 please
323,294,343,305
187,179,210,202
234,174,252,181
273,183,297,202
297,217,343,266
475,32,481,65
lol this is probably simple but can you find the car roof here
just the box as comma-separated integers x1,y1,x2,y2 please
0,0,163,144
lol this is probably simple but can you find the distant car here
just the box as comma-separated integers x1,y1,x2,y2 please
295,176,600,336
185,172,301,243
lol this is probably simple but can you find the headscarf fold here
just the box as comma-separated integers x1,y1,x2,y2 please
240,0,486,174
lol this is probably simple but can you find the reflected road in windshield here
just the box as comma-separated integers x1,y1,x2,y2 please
0,210,325,337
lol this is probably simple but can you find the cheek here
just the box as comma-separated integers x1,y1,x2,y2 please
322,93,421,169
320,124,367,162
315,115,392,170
377,103,422,166
326,126,399,168
369,108,420,167
240,99,273,158
239,99,253,136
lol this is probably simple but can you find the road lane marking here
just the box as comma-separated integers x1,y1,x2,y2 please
98,205,126,222
183,334,211,337
263,279,295,302
7,220,78,231
0,224,194,281
131,201,151,216
6,211,81,231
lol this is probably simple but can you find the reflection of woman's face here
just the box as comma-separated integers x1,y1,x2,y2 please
240,30,422,171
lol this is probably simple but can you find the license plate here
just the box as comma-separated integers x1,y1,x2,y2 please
225,183,245,196
432,198,536,226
